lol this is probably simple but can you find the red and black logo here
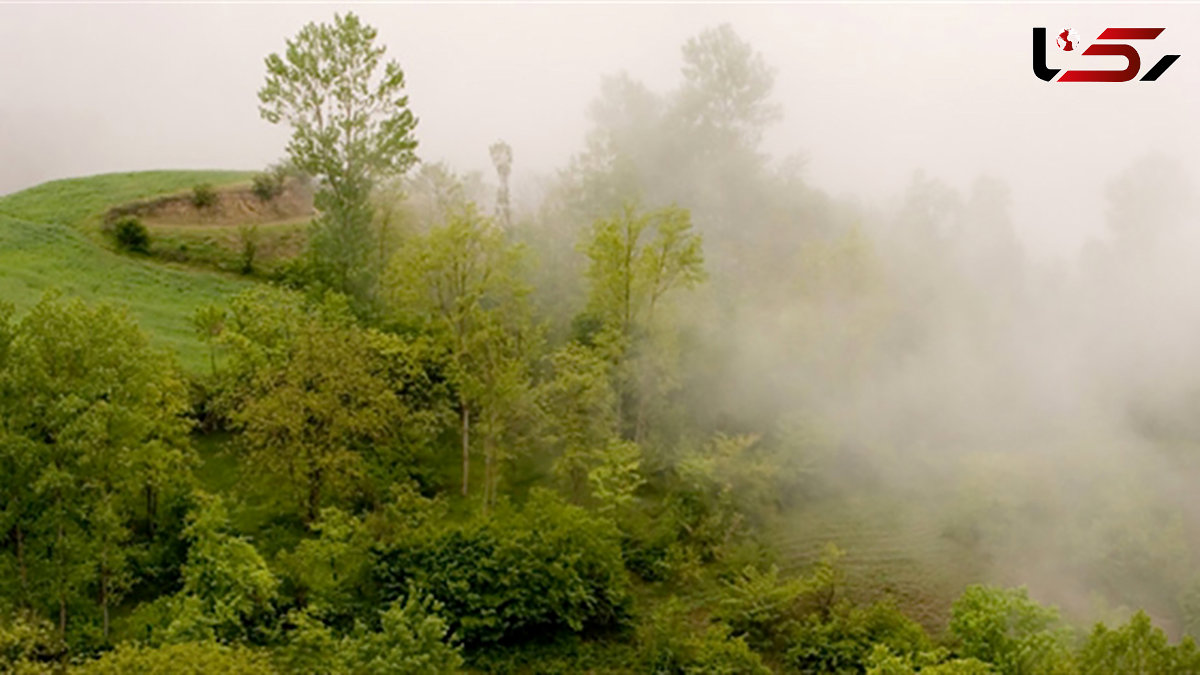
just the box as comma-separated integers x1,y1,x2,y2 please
1033,27,1180,82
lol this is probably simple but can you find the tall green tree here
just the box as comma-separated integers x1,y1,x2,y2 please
582,203,704,441
0,294,190,639
387,204,535,504
259,12,419,309
223,294,402,523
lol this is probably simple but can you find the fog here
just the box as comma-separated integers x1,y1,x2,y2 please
4,4,1200,261
7,1,1200,634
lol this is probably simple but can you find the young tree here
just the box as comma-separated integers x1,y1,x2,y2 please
259,12,419,309
226,297,401,523
582,203,704,440
387,204,534,503
167,494,278,643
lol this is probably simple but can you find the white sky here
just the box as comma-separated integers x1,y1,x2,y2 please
2,3,1199,260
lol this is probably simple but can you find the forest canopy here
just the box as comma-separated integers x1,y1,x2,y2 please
3,11,1200,675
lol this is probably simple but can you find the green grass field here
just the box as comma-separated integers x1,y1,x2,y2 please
0,171,257,372
0,170,251,229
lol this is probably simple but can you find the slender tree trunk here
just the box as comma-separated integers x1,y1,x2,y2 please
57,519,66,636
14,524,28,606
55,488,67,637
145,484,157,540
100,569,109,641
307,467,323,524
460,402,470,497
482,436,493,517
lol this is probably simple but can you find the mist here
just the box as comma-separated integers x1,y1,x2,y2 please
7,0,1200,641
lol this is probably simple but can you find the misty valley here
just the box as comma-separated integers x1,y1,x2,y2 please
2,9,1200,675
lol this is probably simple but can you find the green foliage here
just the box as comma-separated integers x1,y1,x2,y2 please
72,641,279,674
787,600,933,675
278,508,372,622
280,588,463,675
339,589,463,674
639,433,784,574
714,563,811,651
865,645,995,675
0,612,61,673
112,216,150,253
0,189,251,373
238,225,260,275
0,170,249,229
166,494,278,643
387,203,536,504
251,167,287,203
218,289,402,521
0,293,191,641
259,11,419,306
374,490,629,648
948,585,1073,675
636,599,770,675
1077,611,1200,675
542,342,621,500
191,184,218,210
582,202,703,440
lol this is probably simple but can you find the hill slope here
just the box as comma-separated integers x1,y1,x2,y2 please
0,171,257,372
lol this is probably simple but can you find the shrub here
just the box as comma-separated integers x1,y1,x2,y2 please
164,494,278,643
373,489,629,648
251,169,286,202
787,601,933,675
0,612,61,673
113,216,150,253
71,641,279,674
637,599,770,675
1077,611,1200,675
238,225,260,275
948,585,1073,675
191,184,218,209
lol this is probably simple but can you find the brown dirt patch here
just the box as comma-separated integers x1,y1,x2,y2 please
105,179,315,228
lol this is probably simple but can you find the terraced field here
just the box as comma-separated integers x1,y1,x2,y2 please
779,494,987,633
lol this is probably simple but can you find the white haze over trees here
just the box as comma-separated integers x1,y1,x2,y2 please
7,1,1200,638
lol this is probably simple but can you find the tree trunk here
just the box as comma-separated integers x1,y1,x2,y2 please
100,569,109,641
145,484,157,540
306,467,323,524
460,403,470,497
55,493,66,637
482,438,493,517
14,524,28,606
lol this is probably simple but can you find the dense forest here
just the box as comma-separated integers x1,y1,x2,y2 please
5,12,1200,674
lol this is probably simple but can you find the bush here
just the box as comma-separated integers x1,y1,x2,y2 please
1077,611,1200,675
373,489,629,648
191,184,218,209
113,216,150,253
0,612,61,673
637,599,770,675
948,585,1072,675
787,601,933,675
238,225,260,275
251,169,286,202
71,641,279,674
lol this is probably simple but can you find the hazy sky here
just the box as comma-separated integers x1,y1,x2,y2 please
2,3,1198,259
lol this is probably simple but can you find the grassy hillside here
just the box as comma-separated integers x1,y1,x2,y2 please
0,170,251,229
0,171,256,371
